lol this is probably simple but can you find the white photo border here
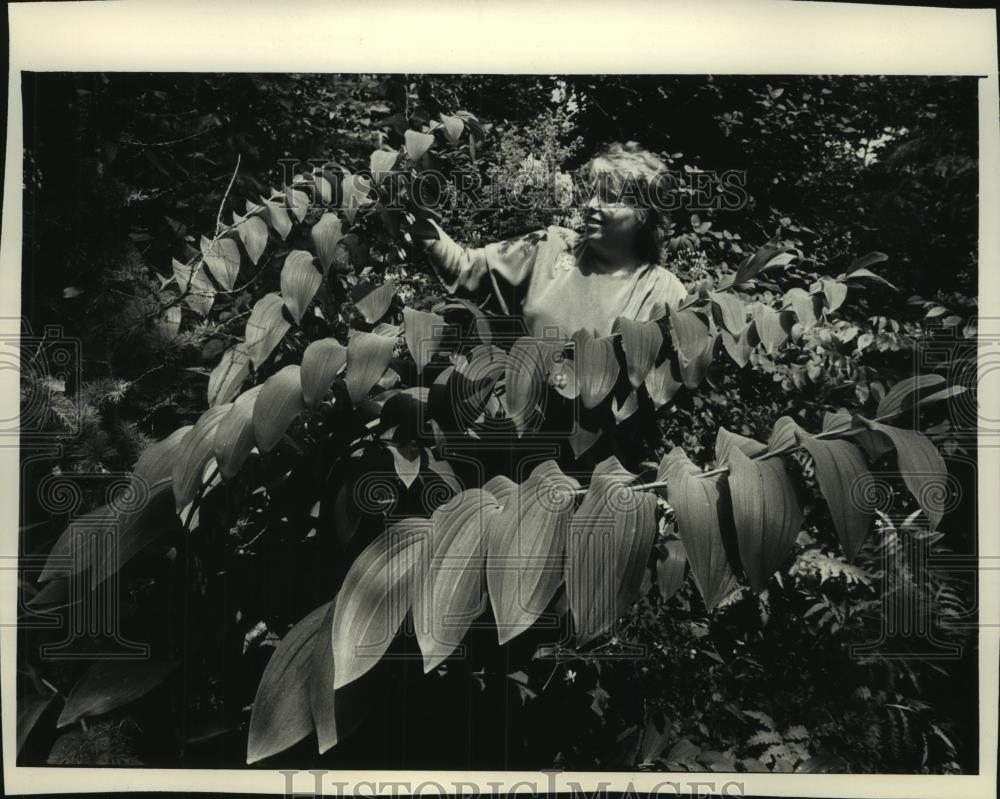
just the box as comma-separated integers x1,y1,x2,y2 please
2,1,997,796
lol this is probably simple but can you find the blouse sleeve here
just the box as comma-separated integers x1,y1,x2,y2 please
653,267,689,311
419,220,543,301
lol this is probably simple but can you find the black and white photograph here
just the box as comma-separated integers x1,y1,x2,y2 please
2,2,998,797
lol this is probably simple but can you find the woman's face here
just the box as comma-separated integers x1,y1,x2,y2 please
580,173,647,258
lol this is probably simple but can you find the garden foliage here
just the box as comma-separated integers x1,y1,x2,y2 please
18,74,977,772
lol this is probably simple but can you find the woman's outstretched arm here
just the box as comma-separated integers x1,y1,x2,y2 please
412,219,542,304
412,219,491,297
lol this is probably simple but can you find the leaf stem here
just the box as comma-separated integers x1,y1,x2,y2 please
184,465,220,533
655,410,901,483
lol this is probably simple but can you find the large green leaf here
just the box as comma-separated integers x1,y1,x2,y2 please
483,475,517,509
617,317,662,388
734,234,793,284
309,601,339,753
232,211,269,266
95,477,177,586
615,482,657,615
345,329,395,404
784,287,819,329
644,354,683,409
721,321,758,368
172,258,215,317
766,415,800,454
49,464,174,587
380,387,431,441
386,443,421,488
822,408,854,436
308,598,370,754
426,366,465,433
572,328,619,409
717,428,768,459
794,426,875,561
301,338,348,408
678,332,717,390
315,172,336,205
847,251,889,274
331,519,430,689
860,419,949,531
819,277,848,312
311,212,345,274
844,267,897,290
200,235,241,292
566,457,631,645
403,307,446,373
568,415,605,460
285,186,311,223
207,344,251,406
566,457,655,646
918,384,969,408
658,448,737,611
710,292,748,336
247,602,327,763
253,365,304,453
425,450,462,498
876,374,947,419
341,174,372,223
60,453,182,587
717,428,802,592
439,113,465,143
280,250,322,323
262,195,293,240
156,305,182,340
58,659,176,727
352,280,397,324
134,425,192,487
404,130,435,163
245,293,291,368
39,504,117,582
214,385,264,479
752,302,792,355
612,389,640,425
487,461,580,644
656,539,688,601
458,345,509,416
370,148,399,184
172,403,232,509
413,489,500,671
505,337,560,434
667,306,710,363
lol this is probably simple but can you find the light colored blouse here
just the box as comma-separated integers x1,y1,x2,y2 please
422,221,688,339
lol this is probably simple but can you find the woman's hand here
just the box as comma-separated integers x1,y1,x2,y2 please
403,213,441,249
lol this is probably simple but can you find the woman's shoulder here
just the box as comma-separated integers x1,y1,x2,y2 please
544,224,582,250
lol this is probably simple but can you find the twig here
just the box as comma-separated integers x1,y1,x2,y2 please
541,662,562,691
120,128,213,148
214,154,242,237
138,156,246,333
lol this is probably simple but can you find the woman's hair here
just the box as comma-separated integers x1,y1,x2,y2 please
584,141,675,264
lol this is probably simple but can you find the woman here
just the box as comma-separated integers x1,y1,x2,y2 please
412,142,688,339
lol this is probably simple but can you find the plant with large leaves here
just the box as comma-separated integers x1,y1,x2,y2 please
25,95,967,766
